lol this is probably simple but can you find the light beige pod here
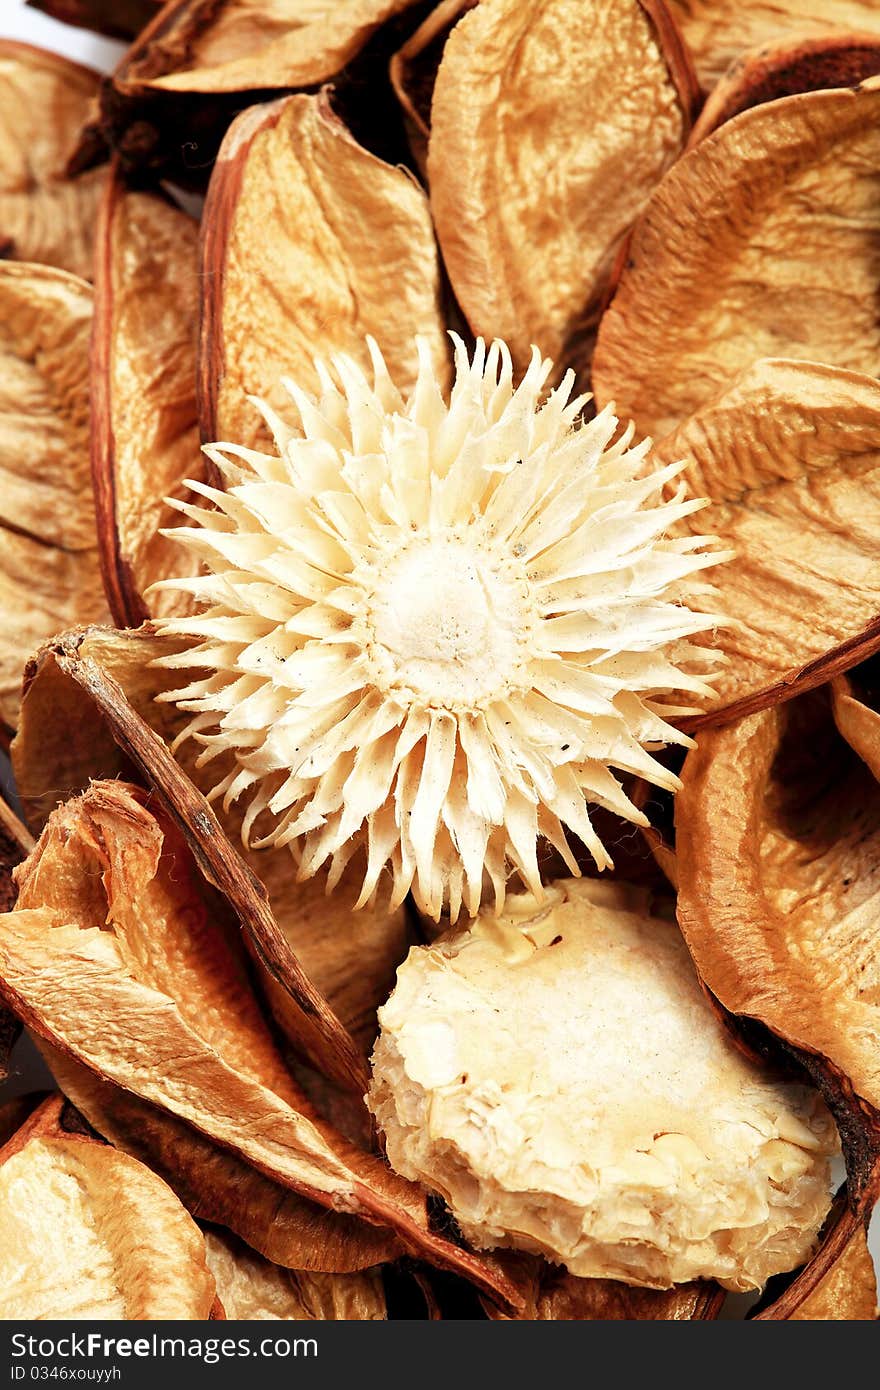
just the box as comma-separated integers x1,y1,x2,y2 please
368,879,837,1292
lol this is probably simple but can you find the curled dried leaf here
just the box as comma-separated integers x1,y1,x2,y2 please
689,34,880,143
0,41,105,279
667,0,880,90
593,78,880,440
0,264,108,732
118,0,421,95
427,0,696,379
0,1095,217,1320
44,1044,399,1273
203,1227,386,1319
91,167,203,626
200,91,449,450
651,359,880,724
0,777,521,1312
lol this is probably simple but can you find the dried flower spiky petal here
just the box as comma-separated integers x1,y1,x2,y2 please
118,0,422,96
593,77,880,441
203,1228,386,1320
0,41,105,280
157,336,724,921
650,359,880,725
427,0,696,379
0,263,108,733
200,92,450,452
0,1095,218,1320
667,0,880,90
91,167,203,626
0,778,522,1312
369,878,836,1291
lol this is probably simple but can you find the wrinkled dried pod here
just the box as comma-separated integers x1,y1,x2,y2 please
667,0,880,90
0,41,105,279
592,77,880,439
116,0,421,95
28,0,163,40
201,91,449,449
13,626,411,1060
203,1227,386,1319
369,879,836,1291
0,774,521,1312
91,167,202,626
428,0,697,379
688,34,880,142
651,359,880,724
0,1095,218,1319
0,264,108,733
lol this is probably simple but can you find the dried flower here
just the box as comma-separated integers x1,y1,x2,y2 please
155,335,724,920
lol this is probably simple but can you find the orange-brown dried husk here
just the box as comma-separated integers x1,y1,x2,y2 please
0,775,521,1312
389,0,475,174
0,1094,218,1319
649,359,880,725
116,0,421,95
200,90,449,450
0,41,105,279
427,0,697,380
203,1227,386,1319
28,0,163,41
688,34,880,143
0,264,108,733
42,1043,399,1273
667,0,880,90
482,1253,723,1320
784,1225,877,1320
13,625,412,1061
592,77,880,440
91,166,203,627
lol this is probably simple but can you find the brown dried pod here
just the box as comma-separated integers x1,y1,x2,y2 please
389,0,475,174
0,798,32,1079
43,1044,400,1274
203,1227,387,1319
13,625,411,1061
674,690,880,1312
0,770,520,1311
27,0,163,41
427,0,698,380
482,1253,723,1320
0,1094,219,1319
756,1200,877,1321
667,0,880,91
650,359,880,726
592,77,880,441
0,41,105,279
200,91,450,451
91,165,202,627
0,263,108,735
688,33,880,143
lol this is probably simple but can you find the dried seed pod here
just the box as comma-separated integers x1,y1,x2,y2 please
0,263,108,733
427,0,697,379
27,0,163,40
13,625,411,1060
91,167,203,626
650,360,880,725
592,77,880,440
368,879,836,1291
482,1253,723,1320
0,41,105,279
0,775,522,1312
200,91,449,451
44,1044,400,1273
667,0,880,91
389,0,475,174
117,0,422,96
0,1095,218,1320
688,34,880,143
203,1227,386,1319
782,1224,877,1321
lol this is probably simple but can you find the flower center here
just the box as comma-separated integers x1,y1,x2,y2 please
363,531,533,708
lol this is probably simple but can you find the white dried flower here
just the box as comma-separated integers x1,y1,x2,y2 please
155,336,725,920
367,879,837,1291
